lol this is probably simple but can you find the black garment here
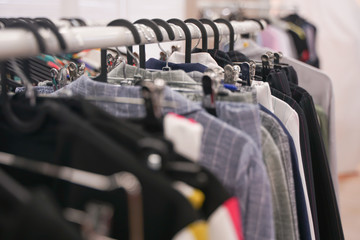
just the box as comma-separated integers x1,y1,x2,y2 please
0,97,201,240
289,83,344,240
271,88,320,240
0,188,81,240
227,50,250,63
285,28,309,63
281,66,299,85
64,96,232,219
266,69,292,97
282,14,320,68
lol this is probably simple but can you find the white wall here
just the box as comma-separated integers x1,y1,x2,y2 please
0,0,185,21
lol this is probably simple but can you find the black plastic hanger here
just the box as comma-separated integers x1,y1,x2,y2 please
249,18,265,30
134,19,163,69
184,18,208,51
152,18,175,41
34,18,67,51
0,150,143,240
60,17,74,26
140,79,165,132
94,19,141,82
199,18,220,50
0,168,31,207
5,20,49,85
214,18,235,51
202,75,217,116
167,18,192,63
74,18,87,26
6,21,46,52
1,21,48,133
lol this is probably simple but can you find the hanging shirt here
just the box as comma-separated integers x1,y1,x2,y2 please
233,39,338,198
259,111,300,240
233,80,315,240
271,88,320,240
0,96,204,240
281,56,337,196
53,75,275,240
289,83,344,240
215,101,298,240
260,105,313,240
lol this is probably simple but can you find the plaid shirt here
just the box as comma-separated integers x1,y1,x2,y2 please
217,100,298,240
260,112,300,240
53,76,275,240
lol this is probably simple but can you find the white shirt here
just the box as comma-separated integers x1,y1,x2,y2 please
168,51,223,72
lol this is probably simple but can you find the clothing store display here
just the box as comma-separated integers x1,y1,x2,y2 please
0,15,344,240
235,39,338,197
53,76,275,240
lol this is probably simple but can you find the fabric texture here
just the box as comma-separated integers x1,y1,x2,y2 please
260,112,299,240
53,75,275,240
15,86,55,94
289,83,344,240
234,40,338,198
271,87,320,240
260,105,313,240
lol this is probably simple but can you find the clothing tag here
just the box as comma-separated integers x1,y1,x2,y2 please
164,113,203,162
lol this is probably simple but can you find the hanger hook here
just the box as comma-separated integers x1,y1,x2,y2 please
34,18,67,51
187,23,201,53
134,19,163,69
214,18,235,51
94,19,141,82
167,18,192,63
199,18,219,50
185,18,208,51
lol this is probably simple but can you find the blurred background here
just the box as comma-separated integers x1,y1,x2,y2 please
1,0,359,238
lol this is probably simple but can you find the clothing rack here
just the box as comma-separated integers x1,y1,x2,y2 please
0,19,266,60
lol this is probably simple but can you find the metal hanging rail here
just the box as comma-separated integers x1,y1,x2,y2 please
0,19,266,60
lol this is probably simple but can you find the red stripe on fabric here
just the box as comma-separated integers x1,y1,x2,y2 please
224,197,244,240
